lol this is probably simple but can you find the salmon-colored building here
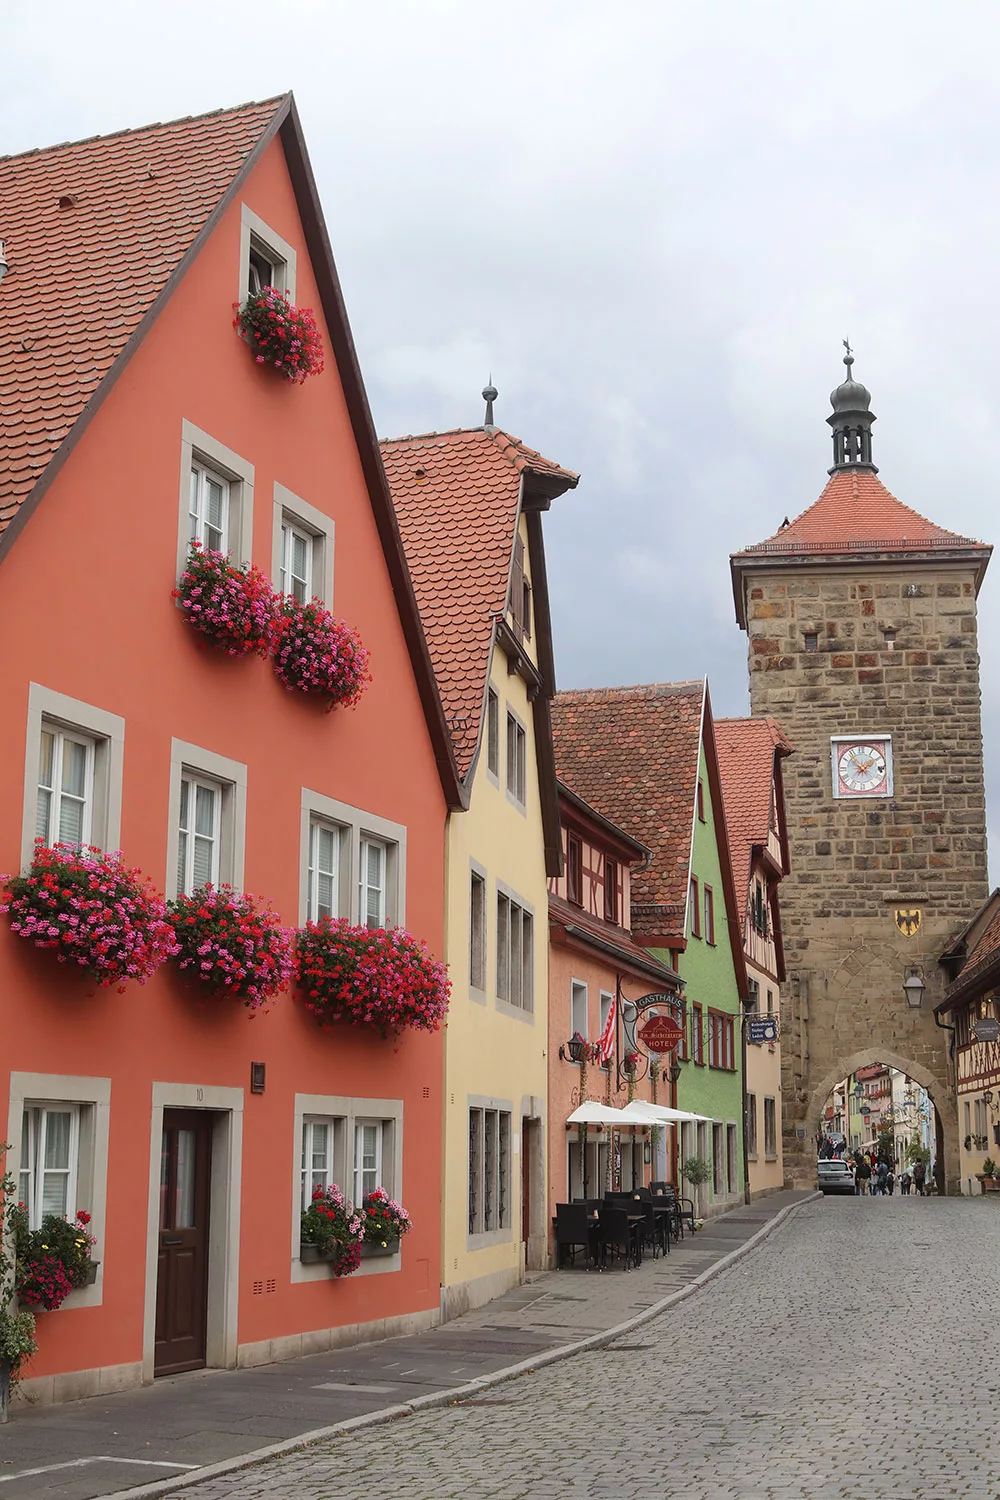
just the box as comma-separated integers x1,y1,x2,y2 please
547,781,684,1229
0,96,460,1402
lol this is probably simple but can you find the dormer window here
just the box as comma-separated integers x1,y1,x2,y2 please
248,241,275,295
239,206,297,304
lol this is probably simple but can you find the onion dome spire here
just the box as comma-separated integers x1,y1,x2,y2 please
827,339,877,473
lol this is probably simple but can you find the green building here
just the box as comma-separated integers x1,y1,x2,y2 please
552,679,749,1217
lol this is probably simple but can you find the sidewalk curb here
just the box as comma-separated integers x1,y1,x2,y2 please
105,1192,819,1500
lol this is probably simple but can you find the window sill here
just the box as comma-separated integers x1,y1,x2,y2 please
765,1154,778,1163
747,1152,759,1162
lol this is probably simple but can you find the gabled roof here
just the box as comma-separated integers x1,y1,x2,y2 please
551,681,705,937
714,716,793,902
548,893,681,988
938,890,1000,1012
381,426,578,779
730,468,992,623
0,98,285,534
0,96,463,807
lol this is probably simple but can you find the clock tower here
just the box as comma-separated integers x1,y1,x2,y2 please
731,353,992,1189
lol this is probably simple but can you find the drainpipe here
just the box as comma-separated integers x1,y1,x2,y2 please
740,1006,751,1205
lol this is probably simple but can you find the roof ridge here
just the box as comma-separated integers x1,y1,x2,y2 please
556,679,704,700
0,95,288,166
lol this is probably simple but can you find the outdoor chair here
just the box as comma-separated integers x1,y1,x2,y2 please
555,1203,596,1269
651,1184,685,1242
596,1206,636,1270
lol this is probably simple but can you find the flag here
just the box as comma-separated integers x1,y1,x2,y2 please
597,993,617,1064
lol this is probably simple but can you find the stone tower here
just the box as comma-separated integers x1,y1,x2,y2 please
730,353,992,1189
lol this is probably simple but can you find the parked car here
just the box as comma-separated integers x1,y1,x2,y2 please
817,1158,856,1195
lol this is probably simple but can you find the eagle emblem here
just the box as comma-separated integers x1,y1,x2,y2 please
895,909,921,937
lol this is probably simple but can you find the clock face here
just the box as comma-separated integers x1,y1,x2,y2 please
832,737,893,798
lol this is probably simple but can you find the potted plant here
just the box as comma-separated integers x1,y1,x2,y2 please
272,599,371,711
299,1185,364,1276
361,1187,411,1257
233,287,325,383
295,919,450,1037
622,1051,639,1076
168,885,293,1011
681,1156,712,1189
2,841,177,988
0,1147,37,1423
12,1207,97,1310
977,1158,1000,1193
173,542,278,658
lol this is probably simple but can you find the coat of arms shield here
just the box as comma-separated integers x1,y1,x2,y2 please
895,909,921,937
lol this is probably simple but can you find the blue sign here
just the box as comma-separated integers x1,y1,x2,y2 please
747,1017,778,1045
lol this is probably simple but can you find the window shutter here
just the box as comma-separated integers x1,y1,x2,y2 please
511,536,525,636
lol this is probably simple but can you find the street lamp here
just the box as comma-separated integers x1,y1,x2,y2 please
903,970,926,1009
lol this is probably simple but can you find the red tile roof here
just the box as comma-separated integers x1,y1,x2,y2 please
714,717,792,902
381,427,578,777
0,97,284,534
548,893,680,986
942,894,1000,1007
735,468,981,557
551,682,705,939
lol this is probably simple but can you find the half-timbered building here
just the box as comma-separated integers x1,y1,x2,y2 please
937,890,1000,1192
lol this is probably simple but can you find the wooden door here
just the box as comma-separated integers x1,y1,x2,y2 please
154,1110,212,1376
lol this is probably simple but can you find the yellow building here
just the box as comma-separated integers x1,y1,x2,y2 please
715,717,793,1197
382,404,577,1315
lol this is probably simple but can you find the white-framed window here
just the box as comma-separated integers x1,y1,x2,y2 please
22,688,125,868
177,773,222,894
239,205,297,303
506,711,527,806
571,980,588,1040
299,791,405,929
177,423,254,579
189,459,229,554
359,839,387,929
167,741,247,900
468,1105,512,1237
470,868,487,991
496,890,534,1012
354,1121,384,1204
280,520,313,604
19,1104,81,1229
36,726,95,848
301,1116,342,1210
486,688,499,778
308,816,342,922
271,487,334,610
746,1093,758,1159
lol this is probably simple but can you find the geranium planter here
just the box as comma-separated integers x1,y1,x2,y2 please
361,1240,399,1259
1,842,176,988
234,288,324,383
168,885,294,1011
299,1243,336,1264
272,599,371,711
296,920,450,1037
300,1186,364,1277
173,542,277,657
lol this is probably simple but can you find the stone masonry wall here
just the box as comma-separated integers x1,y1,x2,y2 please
744,561,989,1188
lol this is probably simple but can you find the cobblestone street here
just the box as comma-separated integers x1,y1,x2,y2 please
148,1197,1000,1500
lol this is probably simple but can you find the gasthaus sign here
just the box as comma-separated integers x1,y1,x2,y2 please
637,1014,684,1054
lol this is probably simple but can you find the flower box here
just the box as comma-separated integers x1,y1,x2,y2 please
361,1239,400,1259
2,842,176,988
272,600,371,711
85,1261,99,1285
168,885,294,1011
299,1242,337,1264
234,288,325,383
173,543,277,658
296,920,450,1036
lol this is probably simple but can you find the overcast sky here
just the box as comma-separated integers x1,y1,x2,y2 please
5,1,1000,875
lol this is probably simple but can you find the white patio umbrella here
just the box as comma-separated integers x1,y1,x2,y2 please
566,1101,639,1125
621,1100,701,1125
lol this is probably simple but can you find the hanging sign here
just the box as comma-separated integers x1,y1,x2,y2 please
747,1017,778,1045
637,1014,684,1054
973,1018,1000,1043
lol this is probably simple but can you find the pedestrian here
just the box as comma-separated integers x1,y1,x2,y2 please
876,1160,888,1196
886,1168,895,1196
855,1156,871,1195
913,1159,926,1196
900,1171,911,1195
